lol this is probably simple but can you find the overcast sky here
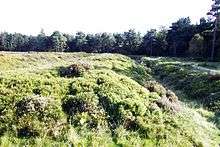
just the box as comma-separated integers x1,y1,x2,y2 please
0,0,212,35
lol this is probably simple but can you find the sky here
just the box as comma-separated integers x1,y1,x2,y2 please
0,0,212,35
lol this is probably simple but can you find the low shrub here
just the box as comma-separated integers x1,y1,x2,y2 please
14,95,66,138
144,81,167,96
0,53,219,146
206,92,220,112
59,62,92,77
142,57,220,112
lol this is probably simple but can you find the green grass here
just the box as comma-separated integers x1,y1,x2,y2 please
141,57,220,128
0,52,220,146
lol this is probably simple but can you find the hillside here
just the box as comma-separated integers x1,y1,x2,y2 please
140,57,220,128
0,52,219,146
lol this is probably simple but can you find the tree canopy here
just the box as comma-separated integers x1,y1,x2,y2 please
0,15,219,60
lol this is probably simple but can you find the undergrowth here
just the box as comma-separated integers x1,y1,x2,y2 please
0,53,219,146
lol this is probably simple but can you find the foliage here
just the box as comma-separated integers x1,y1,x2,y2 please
141,57,220,112
50,31,67,52
0,52,219,146
0,16,218,60
59,62,92,77
166,17,213,57
141,28,168,56
188,34,206,57
207,0,220,61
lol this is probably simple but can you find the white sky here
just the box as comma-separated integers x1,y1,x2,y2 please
0,0,212,35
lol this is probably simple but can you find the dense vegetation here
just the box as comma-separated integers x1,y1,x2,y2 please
0,17,219,60
140,57,220,127
1,0,219,60
1,4,220,60
0,52,219,146
0,1,220,146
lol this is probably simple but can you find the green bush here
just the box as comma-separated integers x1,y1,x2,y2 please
142,57,220,112
59,62,92,77
206,92,220,112
14,95,66,138
188,34,206,57
0,53,219,146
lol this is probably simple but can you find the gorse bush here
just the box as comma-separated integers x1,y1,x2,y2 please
59,62,92,77
14,95,66,139
0,53,219,146
206,92,220,112
15,95,64,122
144,81,180,112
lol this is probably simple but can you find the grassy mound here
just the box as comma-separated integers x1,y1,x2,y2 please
0,53,219,146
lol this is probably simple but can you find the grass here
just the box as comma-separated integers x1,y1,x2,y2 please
141,57,220,128
0,52,220,146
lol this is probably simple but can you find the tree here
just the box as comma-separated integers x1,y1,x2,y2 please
2,33,14,51
36,29,50,51
141,28,168,56
28,36,39,51
63,33,73,51
0,33,7,51
123,29,142,54
166,17,197,57
188,34,206,57
85,34,100,52
50,31,67,52
156,27,168,55
11,33,30,51
0,34,3,50
100,33,115,53
74,32,87,52
142,29,157,56
165,16,213,58
207,0,220,61
113,33,125,53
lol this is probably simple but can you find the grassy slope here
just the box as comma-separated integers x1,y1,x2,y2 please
0,52,219,146
140,57,220,127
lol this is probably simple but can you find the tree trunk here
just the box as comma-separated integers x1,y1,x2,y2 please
211,11,219,61
173,42,177,57
150,39,153,56
211,19,218,61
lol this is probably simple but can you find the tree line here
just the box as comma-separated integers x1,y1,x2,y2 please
0,17,219,60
